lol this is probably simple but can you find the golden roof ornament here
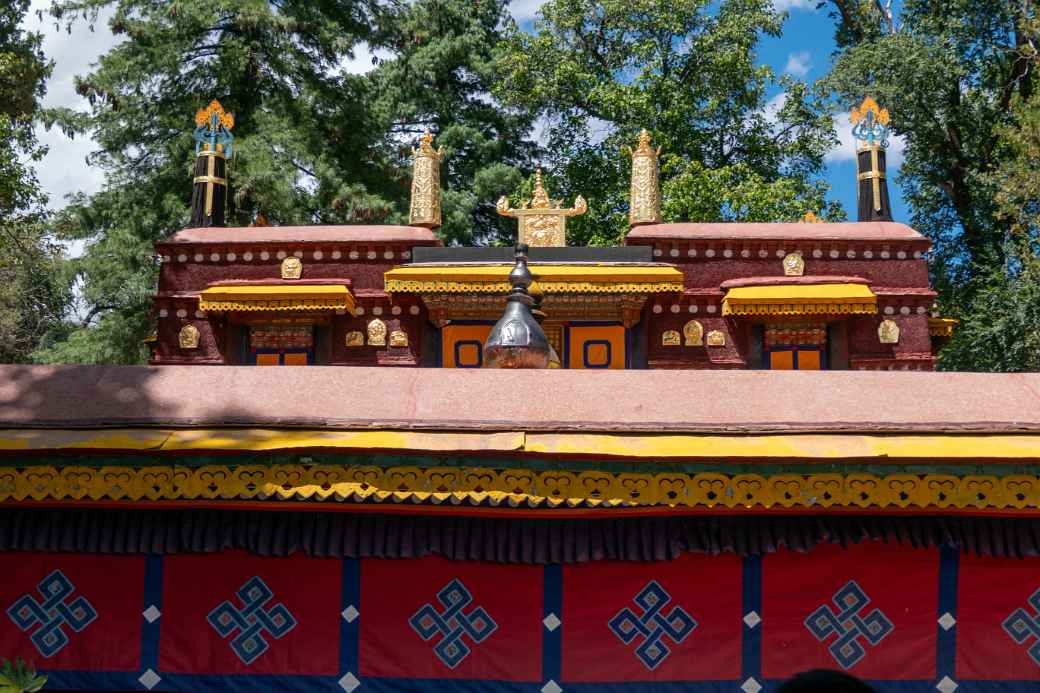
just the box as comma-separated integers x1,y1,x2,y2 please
190,99,234,227
409,131,444,228
851,96,894,221
801,211,823,223
496,169,587,247
627,129,662,226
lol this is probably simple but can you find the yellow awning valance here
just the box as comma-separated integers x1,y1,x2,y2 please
722,283,877,316
384,264,684,294
198,284,356,313
929,317,958,337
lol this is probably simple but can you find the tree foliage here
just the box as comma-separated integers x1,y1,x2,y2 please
495,0,844,246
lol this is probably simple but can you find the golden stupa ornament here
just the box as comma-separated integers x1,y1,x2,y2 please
409,131,443,228
627,129,662,226
496,169,587,247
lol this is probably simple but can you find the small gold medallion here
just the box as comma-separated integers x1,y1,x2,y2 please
281,257,303,279
389,330,409,348
706,330,726,346
367,319,387,346
178,324,200,349
345,331,364,347
878,319,900,344
662,330,681,346
683,320,703,346
782,252,805,277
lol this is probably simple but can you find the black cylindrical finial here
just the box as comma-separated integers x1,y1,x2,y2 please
851,97,893,222
190,100,234,228
484,244,551,369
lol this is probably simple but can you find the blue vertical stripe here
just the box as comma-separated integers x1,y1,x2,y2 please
937,545,959,679
543,564,563,683
341,558,361,675
742,554,763,683
141,554,163,672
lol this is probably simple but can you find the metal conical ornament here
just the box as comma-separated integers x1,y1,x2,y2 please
483,244,551,369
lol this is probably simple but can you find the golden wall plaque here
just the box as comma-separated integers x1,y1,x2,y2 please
409,131,443,228
367,318,387,346
281,257,302,279
496,169,586,247
178,324,200,349
345,330,364,347
878,318,900,344
683,320,703,346
706,330,726,346
389,330,409,347
662,330,680,346
627,129,662,226
782,252,804,277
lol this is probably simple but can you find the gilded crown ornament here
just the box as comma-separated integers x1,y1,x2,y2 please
496,169,587,247
409,131,443,228
851,96,890,150
190,99,235,228
627,129,662,226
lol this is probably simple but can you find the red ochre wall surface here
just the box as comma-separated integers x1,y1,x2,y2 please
2,542,1038,692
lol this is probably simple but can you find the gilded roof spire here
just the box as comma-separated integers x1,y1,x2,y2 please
496,169,587,247
190,99,234,228
627,128,661,226
409,130,444,228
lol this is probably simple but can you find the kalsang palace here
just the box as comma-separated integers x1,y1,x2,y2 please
1,98,1039,693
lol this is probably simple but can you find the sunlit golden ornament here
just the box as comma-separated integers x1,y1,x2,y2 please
683,320,703,346
409,131,443,228
281,257,302,279
706,330,726,347
783,252,805,277
496,169,587,247
878,318,900,344
389,330,409,348
178,324,200,349
627,129,662,225
661,330,680,346
367,318,387,346
345,331,364,347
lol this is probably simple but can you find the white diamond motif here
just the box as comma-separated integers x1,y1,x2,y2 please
341,605,359,623
741,676,763,693
541,680,562,693
938,612,956,631
339,672,361,692
936,676,958,693
743,610,761,628
543,612,561,631
138,669,161,690
142,605,161,623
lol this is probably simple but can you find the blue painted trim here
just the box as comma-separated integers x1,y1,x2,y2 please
938,544,959,679
141,554,163,673
742,554,762,682
582,339,612,369
543,564,562,684
562,325,571,369
342,558,361,675
453,339,484,368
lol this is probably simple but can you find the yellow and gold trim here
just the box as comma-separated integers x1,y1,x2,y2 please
722,283,877,317
384,265,684,294
929,317,958,338
198,284,356,313
3,465,1040,511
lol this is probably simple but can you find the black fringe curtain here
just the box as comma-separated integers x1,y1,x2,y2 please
2,508,1040,563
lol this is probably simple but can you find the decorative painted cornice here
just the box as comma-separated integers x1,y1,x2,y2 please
3,465,1040,512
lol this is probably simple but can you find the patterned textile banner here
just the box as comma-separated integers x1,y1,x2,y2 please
1,542,1039,692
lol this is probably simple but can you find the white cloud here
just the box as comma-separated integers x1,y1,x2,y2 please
338,42,392,75
783,50,811,78
764,92,788,122
826,111,906,168
510,0,546,22
772,0,818,11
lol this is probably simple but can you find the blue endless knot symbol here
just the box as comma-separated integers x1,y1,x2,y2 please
1003,588,1040,665
409,579,497,668
805,580,894,669
6,569,98,658
608,580,698,670
207,576,297,665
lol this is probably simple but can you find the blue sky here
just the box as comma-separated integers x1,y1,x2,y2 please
25,0,909,230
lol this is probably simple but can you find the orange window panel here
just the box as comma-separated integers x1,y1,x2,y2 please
568,325,626,369
283,352,309,366
769,350,794,370
797,350,821,370
255,353,281,366
442,325,493,368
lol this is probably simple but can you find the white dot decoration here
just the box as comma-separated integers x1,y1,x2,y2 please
384,251,394,260
881,251,890,259
913,251,922,259
917,306,927,314
293,250,303,258
391,306,402,315
812,249,823,259
669,249,679,257
260,251,270,260
356,307,365,315
195,310,205,318
723,249,733,258
177,254,187,263
366,251,377,260
829,249,840,259
705,249,716,258
670,305,680,313
688,305,697,313
688,248,697,257
372,306,383,316
335,309,346,316
758,249,768,258
864,250,873,259
209,253,220,262
776,249,786,258
741,249,750,258
175,309,187,318
706,305,717,314
313,251,323,260
897,251,907,259
349,251,359,260
409,305,420,315
226,253,236,262
331,250,341,259
846,250,856,258
276,251,287,260
194,254,204,262
159,309,168,318
884,306,895,315
900,306,911,315
653,248,663,257
652,304,663,314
